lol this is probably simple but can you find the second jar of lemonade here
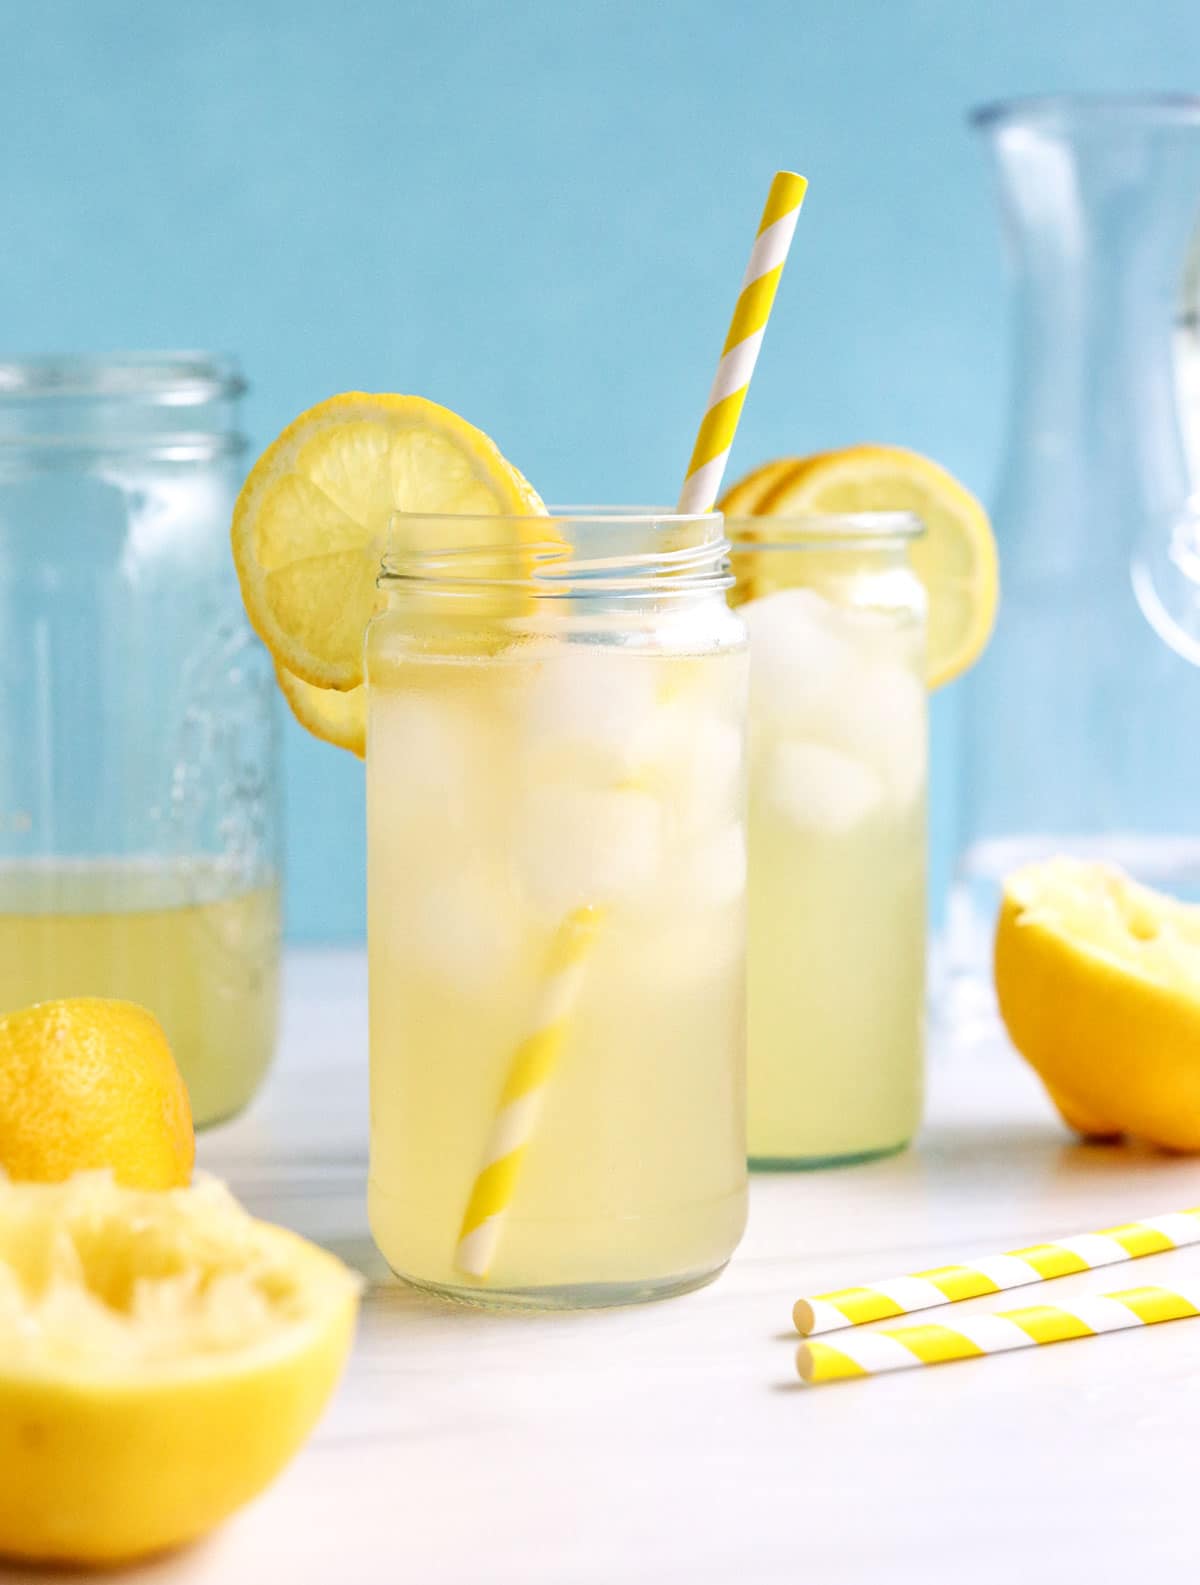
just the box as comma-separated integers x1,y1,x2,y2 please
0,355,281,1127
366,509,749,1308
729,513,928,1167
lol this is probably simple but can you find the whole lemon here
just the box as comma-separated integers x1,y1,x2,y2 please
0,998,194,1187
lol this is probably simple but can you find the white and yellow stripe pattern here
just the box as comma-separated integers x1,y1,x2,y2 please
454,906,603,1279
798,1281,1200,1384
793,1208,1200,1336
452,169,803,1281
676,169,807,515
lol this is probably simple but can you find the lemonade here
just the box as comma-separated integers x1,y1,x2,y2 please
0,860,279,1127
730,517,928,1165
224,396,751,1304
366,512,748,1306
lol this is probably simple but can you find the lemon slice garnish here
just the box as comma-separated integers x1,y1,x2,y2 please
726,445,998,688
716,458,799,516
276,664,365,758
232,392,545,691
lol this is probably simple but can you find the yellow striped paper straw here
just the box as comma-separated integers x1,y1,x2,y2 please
454,171,804,1283
454,906,603,1278
676,169,808,515
797,1281,1200,1384
793,1207,1200,1336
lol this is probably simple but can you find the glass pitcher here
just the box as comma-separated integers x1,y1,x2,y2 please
0,355,281,1125
945,97,1200,1037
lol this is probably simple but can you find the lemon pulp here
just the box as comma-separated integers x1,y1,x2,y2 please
0,1171,359,1565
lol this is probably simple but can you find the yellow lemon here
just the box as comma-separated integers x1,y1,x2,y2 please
995,858,1200,1152
231,391,545,692
716,458,799,516
0,999,194,1189
276,663,366,758
0,1171,360,1565
724,445,998,687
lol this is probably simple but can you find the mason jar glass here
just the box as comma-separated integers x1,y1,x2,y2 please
728,513,927,1167
366,509,748,1308
0,355,281,1126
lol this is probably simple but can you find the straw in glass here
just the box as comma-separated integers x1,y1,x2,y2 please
452,170,807,1281
453,906,602,1278
677,170,807,514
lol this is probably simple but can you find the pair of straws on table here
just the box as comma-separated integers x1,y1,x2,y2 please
793,1206,1200,1384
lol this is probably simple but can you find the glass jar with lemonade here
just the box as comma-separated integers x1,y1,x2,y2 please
229,398,749,1307
722,445,998,1167
0,355,281,1127
367,508,748,1306
729,511,928,1165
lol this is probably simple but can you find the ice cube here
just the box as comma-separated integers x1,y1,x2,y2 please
827,662,927,807
741,589,860,735
520,644,659,782
391,869,521,995
629,843,746,990
678,823,747,908
369,690,490,828
674,647,750,727
514,782,663,919
629,907,744,991
764,739,885,832
640,704,744,838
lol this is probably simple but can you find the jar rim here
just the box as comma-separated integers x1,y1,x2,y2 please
971,94,1200,133
725,510,923,549
382,505,731,594
0,352,247,404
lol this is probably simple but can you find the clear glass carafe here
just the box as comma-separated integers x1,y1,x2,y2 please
945,98,1200,1038
0,355,281,1125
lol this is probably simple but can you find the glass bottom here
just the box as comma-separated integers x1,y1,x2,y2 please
749,1138,911,1172
387,1260,729,1313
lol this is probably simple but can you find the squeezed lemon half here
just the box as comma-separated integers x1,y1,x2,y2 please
995,858,1200,1151
0,1171,360,1566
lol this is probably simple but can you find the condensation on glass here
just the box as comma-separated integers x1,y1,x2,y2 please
0,355,281,1125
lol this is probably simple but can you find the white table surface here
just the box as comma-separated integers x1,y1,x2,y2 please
15,947,1200,1584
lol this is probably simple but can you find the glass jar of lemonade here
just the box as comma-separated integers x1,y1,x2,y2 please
728,513,927,1168
366,509,748,1308
0,355,280,1126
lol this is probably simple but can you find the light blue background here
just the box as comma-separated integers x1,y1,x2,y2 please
5,0,1199,939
